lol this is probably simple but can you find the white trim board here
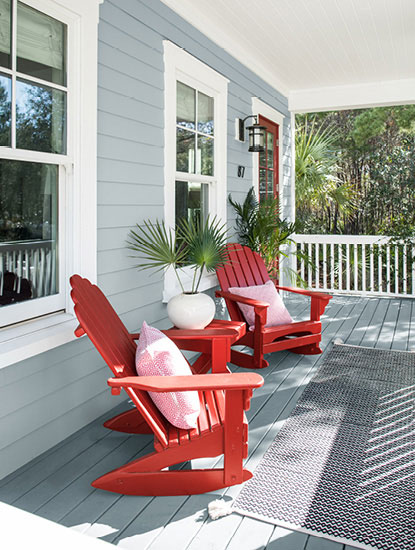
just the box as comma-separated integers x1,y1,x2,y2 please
0,0,101,367
251,98,285,213
289,78,415,113
163,41,228,302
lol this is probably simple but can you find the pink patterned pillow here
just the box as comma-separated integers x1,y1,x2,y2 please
135,322,200,429
228,280,293,331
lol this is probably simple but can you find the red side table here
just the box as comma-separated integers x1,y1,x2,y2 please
165,319,245,374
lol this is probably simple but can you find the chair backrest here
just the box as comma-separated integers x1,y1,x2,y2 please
70,275,170,447
216,244,270,322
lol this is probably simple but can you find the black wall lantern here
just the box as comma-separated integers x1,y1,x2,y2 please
237,115,266,152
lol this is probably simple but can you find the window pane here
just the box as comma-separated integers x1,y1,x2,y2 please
267,170,274,196
267,132,274,168
177,81,195,130
259,147,266,168
16,79,66,153
0,73,11,146
17,2,66,86
198,91,213,135
175,181,208,227
259,168,266,202
176,127,195,173
197,135,213,176
0,159,58,306
0,0,11,68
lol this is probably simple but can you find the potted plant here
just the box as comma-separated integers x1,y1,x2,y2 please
228,188,306,285
127,216,228,329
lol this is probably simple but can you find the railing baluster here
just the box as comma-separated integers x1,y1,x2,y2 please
354,243,358,290
346,243,350,290
403,244,407,294
386,245,391,294
370,244,375,292
300,242,305,282
395,245,399,294
315,243,319,289
362,244,366,292
330,243,334,290
308,243,312,288
338,244,342,290
323,243,327,290
378,244,382,293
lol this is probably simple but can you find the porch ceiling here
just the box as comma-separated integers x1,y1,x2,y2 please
161,0,415,112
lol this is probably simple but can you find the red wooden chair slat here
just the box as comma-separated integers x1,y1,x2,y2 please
216,244,333,369
70,274,263,496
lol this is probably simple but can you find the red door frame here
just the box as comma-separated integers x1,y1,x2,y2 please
258,115,279,202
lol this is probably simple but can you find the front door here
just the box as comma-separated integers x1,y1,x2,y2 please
258,115,279,202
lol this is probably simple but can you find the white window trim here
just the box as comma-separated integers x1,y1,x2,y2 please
163,41,228,302
0,0,102,369
251,97,285,209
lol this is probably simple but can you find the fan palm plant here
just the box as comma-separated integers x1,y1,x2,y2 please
127,215,228,294
229,188,304,284
295,117,356,232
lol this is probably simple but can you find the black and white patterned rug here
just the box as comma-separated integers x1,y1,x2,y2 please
233,344,415,550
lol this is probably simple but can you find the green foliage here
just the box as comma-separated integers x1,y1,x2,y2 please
229,189,303,284
296,105,415,237
295,117,356,233
127,216,228,294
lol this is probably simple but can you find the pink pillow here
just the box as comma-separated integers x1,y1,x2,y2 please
135,322,200,429
228,280,293,330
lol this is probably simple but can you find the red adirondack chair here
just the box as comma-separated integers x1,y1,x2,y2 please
216,244,332,369
70,275,263,496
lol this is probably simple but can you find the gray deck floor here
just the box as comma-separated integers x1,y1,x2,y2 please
1,294,415,550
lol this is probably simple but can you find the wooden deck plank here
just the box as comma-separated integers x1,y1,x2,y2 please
305,536,344,549
0,402,129,497
360,299,390,348
225,516,274,550
392,299,411,350
34,436,152,523
408,299,415,351
11,432,142,514
345,298,379,346
266,526,308,550
375,299,401,349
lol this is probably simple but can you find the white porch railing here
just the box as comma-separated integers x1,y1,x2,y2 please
0,240,56,299
293,234,415,298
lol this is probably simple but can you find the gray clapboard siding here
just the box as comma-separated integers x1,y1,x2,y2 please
0,0,291,480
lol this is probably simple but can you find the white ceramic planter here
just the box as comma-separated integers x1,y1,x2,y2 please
167,292,216,330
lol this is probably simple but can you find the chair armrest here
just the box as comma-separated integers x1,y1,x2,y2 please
130,328,240,341
107,373,264,393
275,285,332,321
215,290,269,309
216,290,269,329
274,286,333,301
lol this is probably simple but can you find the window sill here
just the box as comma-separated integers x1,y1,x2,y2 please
0,312,79,370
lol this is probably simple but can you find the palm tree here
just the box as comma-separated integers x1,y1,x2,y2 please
295,117,355,233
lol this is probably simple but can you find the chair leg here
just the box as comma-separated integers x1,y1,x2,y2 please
230,349,269,369
103,408,153,434
290,342,323,355
92,431,252,496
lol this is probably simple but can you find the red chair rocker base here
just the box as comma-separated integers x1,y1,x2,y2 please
216,244,333,370
70,275,263,496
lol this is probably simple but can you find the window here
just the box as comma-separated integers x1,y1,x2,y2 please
164,41,228,300
0,0,99,365
0,1,68,327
